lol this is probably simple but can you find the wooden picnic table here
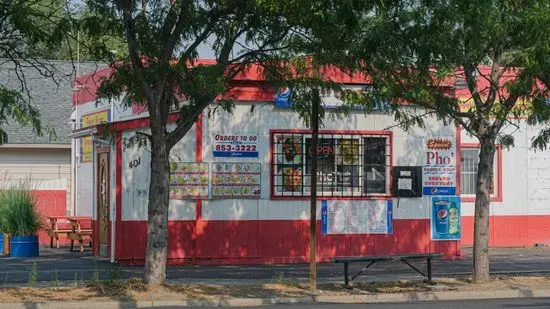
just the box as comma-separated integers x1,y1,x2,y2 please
67,217,93,252
46,216,73,249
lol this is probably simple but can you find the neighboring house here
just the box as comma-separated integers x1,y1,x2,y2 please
0,60,101,243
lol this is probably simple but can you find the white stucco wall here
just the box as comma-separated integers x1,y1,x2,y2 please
113,103,455,222
460,121,550,217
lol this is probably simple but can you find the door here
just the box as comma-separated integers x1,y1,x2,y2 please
97,152,110,257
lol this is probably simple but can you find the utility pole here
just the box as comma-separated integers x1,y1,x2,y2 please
309,88,320,292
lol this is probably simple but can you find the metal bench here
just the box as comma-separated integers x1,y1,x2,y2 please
334,253,443,288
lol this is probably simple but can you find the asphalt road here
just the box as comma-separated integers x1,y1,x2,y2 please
0,247,549,285
172,298,550,309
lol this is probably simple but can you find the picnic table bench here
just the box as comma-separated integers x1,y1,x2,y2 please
334,253,443,288
46,216,92,252
67,217,92,252
46,216,74,249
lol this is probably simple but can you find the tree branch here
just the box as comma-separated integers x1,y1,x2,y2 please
463,64,485,114
161,0,192,61
119,0,157,115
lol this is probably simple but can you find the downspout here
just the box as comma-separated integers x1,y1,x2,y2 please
70,115,76,216
92,135,97,248
71,80,81,216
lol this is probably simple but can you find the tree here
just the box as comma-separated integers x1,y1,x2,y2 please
335,0,550,283
29,1,128,61
0,0,72,142
83,0,300,286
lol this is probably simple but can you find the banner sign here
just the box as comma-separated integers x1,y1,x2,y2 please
211,163,261,199
212,133,259,158
423,138,457,195
80,110,111,163
431,196,461,240
321,200,393,235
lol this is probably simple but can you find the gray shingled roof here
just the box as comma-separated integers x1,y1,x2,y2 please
0,59,103,144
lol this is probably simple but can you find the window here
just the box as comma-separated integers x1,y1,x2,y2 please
271,131,391,198
460,145,502,201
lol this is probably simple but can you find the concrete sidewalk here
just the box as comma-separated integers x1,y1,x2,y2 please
0,247,549,286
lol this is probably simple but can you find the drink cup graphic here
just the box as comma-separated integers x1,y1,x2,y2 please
448,204,459,235
435,200,450,235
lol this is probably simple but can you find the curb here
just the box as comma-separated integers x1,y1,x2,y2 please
1,288,550,308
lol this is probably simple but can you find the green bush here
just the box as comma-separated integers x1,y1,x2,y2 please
0,184,43,236
0,198,6,234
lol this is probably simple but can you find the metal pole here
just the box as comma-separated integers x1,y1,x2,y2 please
309,88,320,292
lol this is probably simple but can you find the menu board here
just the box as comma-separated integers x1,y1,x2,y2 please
169,162,209,199
321,200,393,234
212,163,261,199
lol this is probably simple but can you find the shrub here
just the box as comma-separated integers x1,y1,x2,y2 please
0,183,43,236
0,197,6,234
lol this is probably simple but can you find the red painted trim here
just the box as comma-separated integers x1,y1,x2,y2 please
195,115,203,162
456,124,461,198
462,215,550,247
195,115,203,260
111,218,464,265
269,129,393,136
269,130,275,199
270,196,393,201
115,132,123,260
268,129,393,200
459,143,503,203
100,113,181,133
388,130,393,195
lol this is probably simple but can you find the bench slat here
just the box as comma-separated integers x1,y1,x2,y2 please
334,253,443,263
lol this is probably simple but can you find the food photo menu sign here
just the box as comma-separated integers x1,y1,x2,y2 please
169,162,209,199
211,163,261,199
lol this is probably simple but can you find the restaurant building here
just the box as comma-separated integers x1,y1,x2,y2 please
71,62,550,264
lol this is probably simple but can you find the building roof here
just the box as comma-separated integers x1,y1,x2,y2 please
0,60,103,145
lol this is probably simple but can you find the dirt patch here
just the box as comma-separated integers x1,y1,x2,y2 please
0,276,549,303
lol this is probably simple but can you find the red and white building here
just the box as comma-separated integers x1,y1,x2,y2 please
71,62,550,264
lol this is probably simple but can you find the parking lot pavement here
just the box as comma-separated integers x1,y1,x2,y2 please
1,246,549,285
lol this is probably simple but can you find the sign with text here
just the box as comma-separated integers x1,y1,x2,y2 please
212,133,259,158
431,196,461,240
321,200,393,235
80,110,111,163
423,138,456,195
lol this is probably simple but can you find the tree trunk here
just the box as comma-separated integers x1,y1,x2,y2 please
472,136,496,283
144,128,170,286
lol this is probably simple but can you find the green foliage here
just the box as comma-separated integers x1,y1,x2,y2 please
0,0,74,144
0,87,42,144
52,269,60,287
0,183,43,236
80,0,320,285
28,262,38,287
336,0,550,143
30,1,128,61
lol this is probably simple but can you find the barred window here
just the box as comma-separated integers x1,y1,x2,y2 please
271,131,391,198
